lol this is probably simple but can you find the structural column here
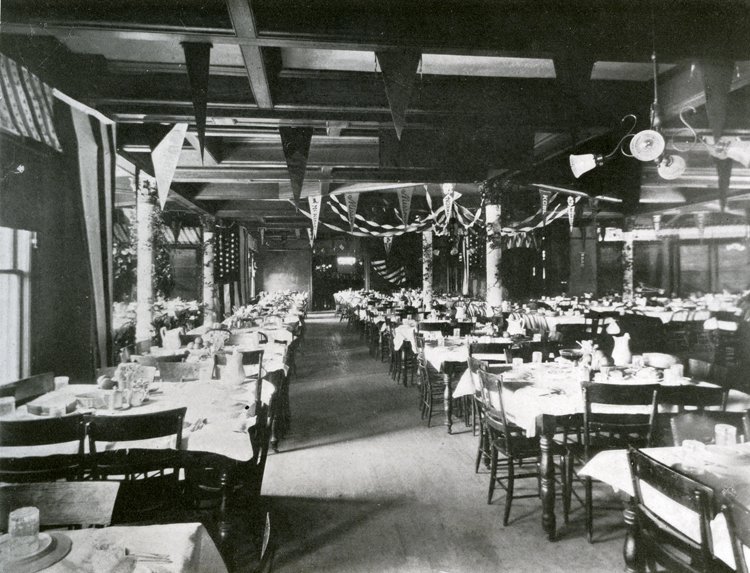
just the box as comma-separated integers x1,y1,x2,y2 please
485,204,504,308
135,174,156,348
422,230,433,306
363,246,371,291
622,229,635,302
202,216,218,325
461,234,470,296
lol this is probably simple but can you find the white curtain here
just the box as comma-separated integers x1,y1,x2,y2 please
0,227,33,383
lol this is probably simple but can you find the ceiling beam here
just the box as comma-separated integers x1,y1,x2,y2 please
193,182,281,200
660,61,750,121
642,166,750,189
225,0,273,109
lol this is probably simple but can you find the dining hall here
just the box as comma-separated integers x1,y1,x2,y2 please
1,1,750,571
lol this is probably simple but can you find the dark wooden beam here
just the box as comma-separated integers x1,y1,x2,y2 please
225,0,273,109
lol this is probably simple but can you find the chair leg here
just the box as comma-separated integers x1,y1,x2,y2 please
426,392,433,427
488,447,497,505
561,455,570,524
585,476,593,543
475,429,484,473
503,460,515,526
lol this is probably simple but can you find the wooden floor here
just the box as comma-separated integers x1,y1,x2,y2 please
262,313,625,573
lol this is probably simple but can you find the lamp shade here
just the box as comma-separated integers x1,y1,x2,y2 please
725,139,750,168
630,129,665,161
569,154,599,178
657,154,687,180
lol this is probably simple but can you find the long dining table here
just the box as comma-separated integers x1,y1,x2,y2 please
452,360,750,541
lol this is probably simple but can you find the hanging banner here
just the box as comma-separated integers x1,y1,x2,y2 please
567,196,576,230
308,194,323,239
539,190,550,215
383,235,393,255
181,43,212,159
280,126,314,204
152,123,188,209
344,192,359,231
375,50,421,140
259,227,265,246
306,227,314,247
397,188,413,226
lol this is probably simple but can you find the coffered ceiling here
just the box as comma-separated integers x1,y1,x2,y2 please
2,0,750,236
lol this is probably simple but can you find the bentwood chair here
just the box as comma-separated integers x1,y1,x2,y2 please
627,448,730,573
577,382,659,542
478,371,541,526
86,407,187,523
416,341,445,427
468,357,490,470
0,481,120,531
0,414,87,482
723,496,750,573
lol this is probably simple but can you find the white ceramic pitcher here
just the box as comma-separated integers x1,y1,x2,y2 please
160,326,184,351
611,332,632,366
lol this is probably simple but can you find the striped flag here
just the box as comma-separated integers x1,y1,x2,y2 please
0,54,62,151
371,259,406,285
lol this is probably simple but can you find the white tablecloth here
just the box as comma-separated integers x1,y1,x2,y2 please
580,445,750,570
43,522,227,572
4,380,276,463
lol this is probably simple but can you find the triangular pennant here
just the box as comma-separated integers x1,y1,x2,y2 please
567,196,576,230
716,158,733,212
151,123,188,209
383,235,393,255
375,50,421,140
169,218,183,244
279,126,313,204
442,183,455,225
397,188,413,226
702,59,735,141
344,192,359,231
181,42,212,159
308,194,322,239
306,228,314,247
539,190,550,215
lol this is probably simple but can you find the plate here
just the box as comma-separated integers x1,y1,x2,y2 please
0,532,72,573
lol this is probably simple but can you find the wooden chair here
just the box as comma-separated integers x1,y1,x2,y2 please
418,321,452,336
0,414,87,482
627,448,726,573
0,481,120,531
0,372,55,406
468,357,490,470
416,343,445,427
658,384,727,413
478,371,540,526
133,354,184,366
670,411,750,446
86,407,187,523
469,342,511,365
688,358,729,389
722,496,750,573
577,382,659,542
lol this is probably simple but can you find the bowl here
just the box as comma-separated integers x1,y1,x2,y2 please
559,348,583,361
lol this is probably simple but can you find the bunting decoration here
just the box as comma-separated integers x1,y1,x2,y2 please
181,42,211,159
0,54,62,151
375,50,421,140
280,126,313,204
383,235,393,255
308,194,323,239
396,187,413,226
306,228,314,247
567,196,576,230
151,123,188,209
344,192,359,231
371,259,406,285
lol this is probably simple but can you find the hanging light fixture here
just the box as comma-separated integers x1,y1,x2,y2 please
569,9,686,180
674,107,750,168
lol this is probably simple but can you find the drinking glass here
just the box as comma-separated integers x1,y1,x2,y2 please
54,376,69,390
680,440,706,473
532,351,543,364
0,397,16,418
715,424,737,446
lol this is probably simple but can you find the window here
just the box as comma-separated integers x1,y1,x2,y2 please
0,227,33,382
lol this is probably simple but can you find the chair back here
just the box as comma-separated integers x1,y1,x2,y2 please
627,448,716,570
688,359,729,389
133,354,184,366
582,382,658,456
669,411,750,446
469,342,511,364
86,407,186,478
722,497,750,573
0,414,86,481
0,482,120,531
467,356,489,396
418,321,452,335
658,384,726,412
0,372,55,406
159,362,207,382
